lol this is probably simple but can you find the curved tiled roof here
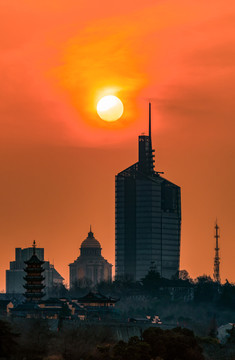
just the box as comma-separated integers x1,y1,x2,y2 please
24,254,44,265
80,230,101,248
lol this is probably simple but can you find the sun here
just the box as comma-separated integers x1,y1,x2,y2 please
97,95,124,122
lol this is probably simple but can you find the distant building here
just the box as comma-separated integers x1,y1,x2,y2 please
24,241,45,302
0,300,13,316
11,298,70,320
71,291,119,320
11,243,67,319
75,291,118,308
6,243,64,295
115,104,181,281
69,228,112,287
10,292,118,320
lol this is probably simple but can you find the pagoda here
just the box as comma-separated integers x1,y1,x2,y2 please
23,241,45,302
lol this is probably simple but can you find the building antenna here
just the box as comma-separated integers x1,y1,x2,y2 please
148,102,155,173
149,102,152,145
213,220,221,283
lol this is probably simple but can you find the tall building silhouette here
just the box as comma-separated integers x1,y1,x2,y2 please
115,103,181,280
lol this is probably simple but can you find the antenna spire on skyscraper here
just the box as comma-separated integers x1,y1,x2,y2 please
149,102,152,142
137,102,155,174
148,102,154,173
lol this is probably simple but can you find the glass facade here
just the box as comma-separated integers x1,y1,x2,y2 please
115,132,181,281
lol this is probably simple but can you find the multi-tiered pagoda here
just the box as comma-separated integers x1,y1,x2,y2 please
23,240,45,302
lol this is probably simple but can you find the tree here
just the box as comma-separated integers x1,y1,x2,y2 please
178,270,191,281
110,328,205,360
0,320,19,359
219,280,235,308
194,275,217,303
112,337,151,360
141,268,161,296
19,319,51,359
208,315,218,338
226,324,235,344
142,327,205,360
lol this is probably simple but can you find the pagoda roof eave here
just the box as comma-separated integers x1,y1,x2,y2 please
75,291,119,304
24,254,45,265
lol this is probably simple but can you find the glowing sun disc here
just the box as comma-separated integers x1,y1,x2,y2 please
97,95,124,121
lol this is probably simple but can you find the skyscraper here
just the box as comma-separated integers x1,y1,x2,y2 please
115,103,181,281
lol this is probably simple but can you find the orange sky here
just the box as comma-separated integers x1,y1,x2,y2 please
0,0,235,290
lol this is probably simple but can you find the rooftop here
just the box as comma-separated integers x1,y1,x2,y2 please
80,228,101,249
76,291,118,304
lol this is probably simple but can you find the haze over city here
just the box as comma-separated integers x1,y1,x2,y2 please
0,0,235,291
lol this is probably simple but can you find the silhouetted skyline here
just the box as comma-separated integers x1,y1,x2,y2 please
0,1,235,290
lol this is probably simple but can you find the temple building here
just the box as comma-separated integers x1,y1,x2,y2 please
70,291,119,320
69,228,112,287
75,291,118,309
24,241,45,302
10,241,45,318
6,243,64,296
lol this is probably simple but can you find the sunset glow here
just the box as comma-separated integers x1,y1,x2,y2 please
0,0,235,291
97,95,124,121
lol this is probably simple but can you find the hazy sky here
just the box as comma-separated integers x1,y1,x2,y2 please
0,0,235,290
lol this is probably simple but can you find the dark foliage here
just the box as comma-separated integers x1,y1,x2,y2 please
219,280,235,308
113,336,151,360
1,318,235,360
226,324,235,344
104,327,205,360
16,319,52,360
142,327,204,360
0,319,19,359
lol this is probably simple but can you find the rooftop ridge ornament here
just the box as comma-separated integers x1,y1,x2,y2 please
32,240,36,255
88,225,93,237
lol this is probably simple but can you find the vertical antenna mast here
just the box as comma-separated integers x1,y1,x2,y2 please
148,102,154,172
213,221,221,283
149,102,151,144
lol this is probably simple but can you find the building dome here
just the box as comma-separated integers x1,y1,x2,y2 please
69,227,112,287
80,229,101,249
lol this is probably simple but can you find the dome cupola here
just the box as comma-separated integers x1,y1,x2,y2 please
80,227,102,256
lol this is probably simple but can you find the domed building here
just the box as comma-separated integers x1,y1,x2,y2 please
69,228,112,287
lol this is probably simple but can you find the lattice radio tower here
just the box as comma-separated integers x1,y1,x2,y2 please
213,221,221,283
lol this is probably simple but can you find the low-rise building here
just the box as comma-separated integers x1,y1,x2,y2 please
71,291,119,320
0,300,14,316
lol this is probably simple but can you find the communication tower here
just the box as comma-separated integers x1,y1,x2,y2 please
213,221,221,283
